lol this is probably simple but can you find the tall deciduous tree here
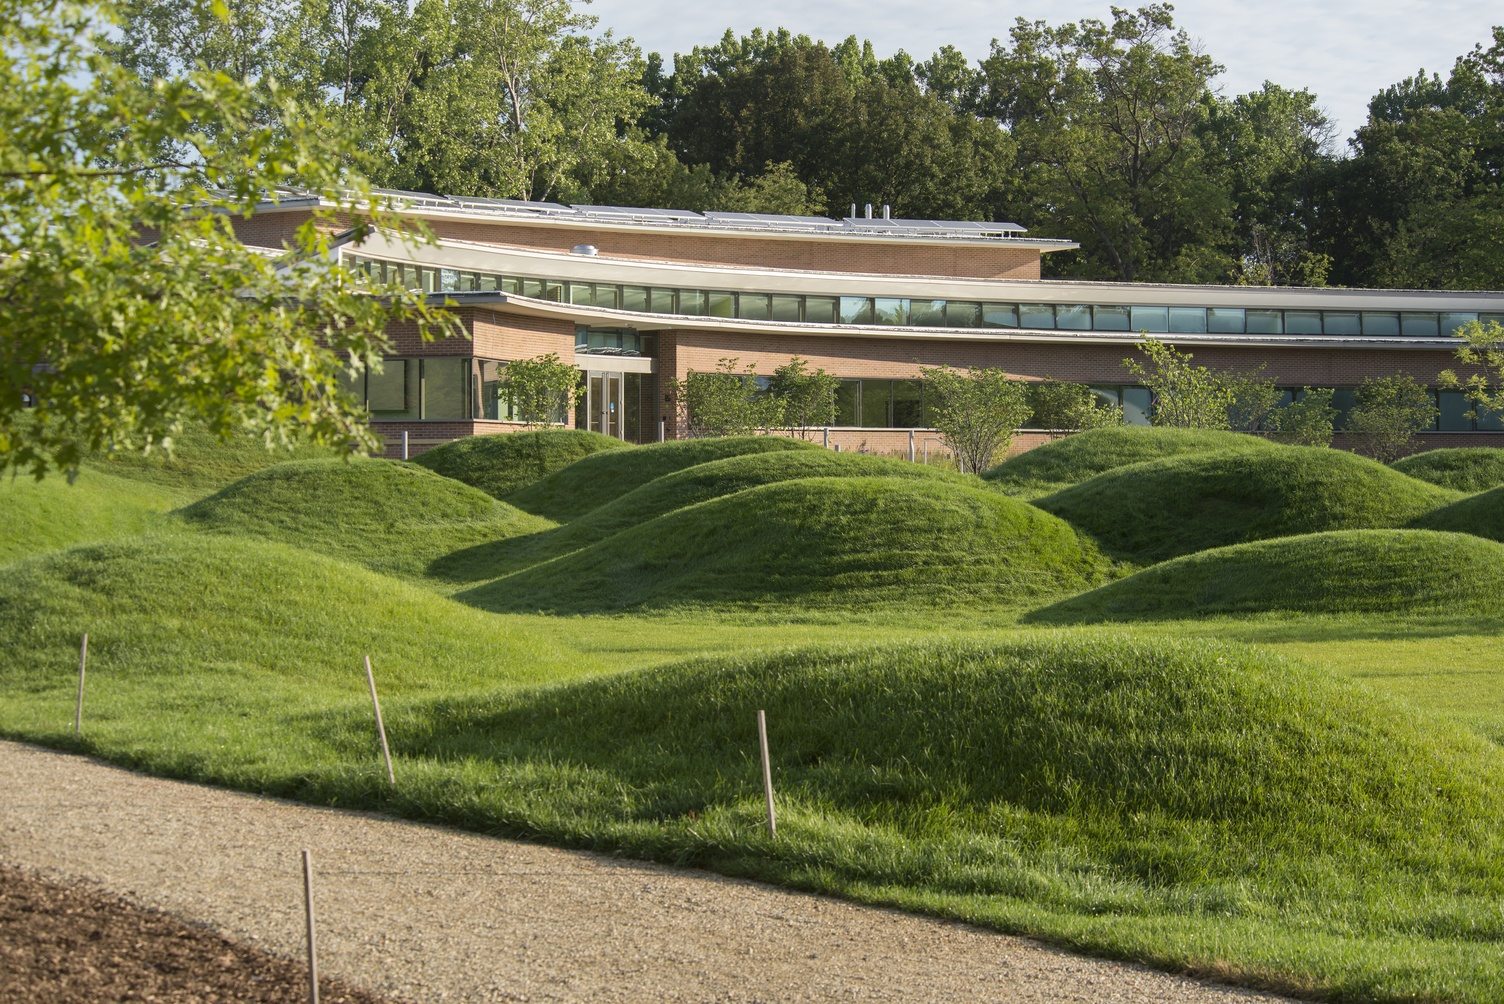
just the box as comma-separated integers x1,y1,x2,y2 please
2,0,459,477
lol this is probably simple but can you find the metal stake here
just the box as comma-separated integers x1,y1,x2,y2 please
757,710,776,838
302,849,319,1004
73,633,87,738
365,656,395,787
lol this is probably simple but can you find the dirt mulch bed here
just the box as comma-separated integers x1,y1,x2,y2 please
0,866,395,1003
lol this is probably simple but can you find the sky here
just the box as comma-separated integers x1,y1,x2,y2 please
584,0,1501,144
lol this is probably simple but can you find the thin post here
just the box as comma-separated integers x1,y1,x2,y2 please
757,709,776,838
364,656,395,787
401,430,409,461
73,633,87,738
658,417,665,442
822,427,829,449
302,849,320,1004
908,428,915,463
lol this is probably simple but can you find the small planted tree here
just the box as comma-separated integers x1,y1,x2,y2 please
667,358,780,437
499,353,585,427
1123,339,1233,429
1440,318,1504,424
1265,388,1337,447
767,356,839,439
1026,380,1123,432
1346,373,1438,463
919,366,1032,473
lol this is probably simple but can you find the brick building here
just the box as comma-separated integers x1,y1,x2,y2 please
243,190,1504,459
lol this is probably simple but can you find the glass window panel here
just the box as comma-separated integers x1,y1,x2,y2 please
805,296,837,324
522,278,545,298
1438,391,1472,431
639,334,656,357
587,330,610,350
737,292,772,320
874,297,909,325
892,380,923,427
593,285,619,310
945,301,981,327
1056,305,1091,331
368,359,418,418
570,283,593,306
1169,307,1207,333
771,295,802,322
649,287,678,313
336,366,364,407
1323,311,1360,335
1332,388,1357,429
1440,311,1478,336
1402,312,1439,337
499,276,520,294
1362,311,1400,336
1246,309,1282,334
1131,306,1169,333
1480,404,1504,432
479,274,497,292
420,268,438,293
439,268,458,292
1089,387,1120,410
422,357,468,420
475,359,503,421
982,303,1018,328
1019,304,1055,329
1122,387,1152,426
708,291,734,317
1206,307,1245,334
861,379,892,427
458,272,476,292
680,290,708,316
840,296,874,325
622,286,648,312
834,379,859,425
911,299,947,326
1093,306,1130,331
1483,313,1504,326
1285,310,1321,334
624,372,642,442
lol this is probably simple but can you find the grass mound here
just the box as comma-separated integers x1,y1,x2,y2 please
434,450,972,581
1037,447,1460,564
1412,484,1504,543
1027,529,1504,622
0,470,180,566
81,421,344,496
467,476,1106,612
410,429,629,500
177,459,552,580
1392,448,1504,493
983,426,1278,498
505,436,822,521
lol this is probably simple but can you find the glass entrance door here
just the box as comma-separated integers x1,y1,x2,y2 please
582,370,625,440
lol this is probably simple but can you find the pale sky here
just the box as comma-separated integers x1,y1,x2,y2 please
585,0,1501,145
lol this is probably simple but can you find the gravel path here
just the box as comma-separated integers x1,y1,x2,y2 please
0,740,1291,1003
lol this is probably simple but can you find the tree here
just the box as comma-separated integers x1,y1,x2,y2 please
918,367,1032,474
667,358,779,438
1026,381,1123,432
499,353,584,427
1222,369,1282,432
1122,339,1232,429
1,0,458,479
1264,388,1337,447
1440,318,1504,423
767,356,838,439
1346,374,1438,463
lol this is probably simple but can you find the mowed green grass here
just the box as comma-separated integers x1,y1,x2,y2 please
467,476,1108,613
80,421,345,495
1037,447,1460,564
0,469,180,564
1412,484,1504,543
411,428,629,499
1391,447,1504,492
983,426,1280,498
1028,529,1504,623
505,435,821,521
176,459,554,581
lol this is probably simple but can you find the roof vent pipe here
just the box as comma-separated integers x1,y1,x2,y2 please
571,244,598,256
850,203,857,219
864,203,873,219
883,204,890,220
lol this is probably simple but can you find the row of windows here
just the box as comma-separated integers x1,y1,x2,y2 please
340,356,535,422
347,255,1502,337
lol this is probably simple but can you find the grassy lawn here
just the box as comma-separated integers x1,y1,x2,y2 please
3,427,1504,1003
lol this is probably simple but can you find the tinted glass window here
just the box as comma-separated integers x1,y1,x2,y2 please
1122,387,1152,426
1323,311,1360,335
834,380,859,425
569,282,592,306
1246,309,1282,334
1285,310,1321,334
1207,308,1244,333
771,295,802,322
1056,305,1091,330
874,297,909,325
1131,306,1169,333
368,359,418,418
1438,391,1472,431
594,285,620,310
1362,312,1400,336
440,269,459,293
737,293,771,320
912,299,948,325
892,380,923,427
805,296,838,324
1019,304,1055,328
622,286,648,312
1440,311,1478,335
679,290,706,315
479,274,497,292
708,291,734,318
946,301,981,327
422,357,468,419
1169,307,1207,333
840,296,874,324
1401,312,1439,337
982,303,1018,328
649,288,677,313
500,276,521,295
1480,404,1504,432
1093,306,1130,331
861,379,892,427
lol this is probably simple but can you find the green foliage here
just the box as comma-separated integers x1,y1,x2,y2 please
1029,529,1504,622
410,429,628,499
767,356,839,438
1035,447,1461,564
504,436,820,521
0,0,459,479
918,367,1032,473
1025,382,1123,431
1392,448,1504,493
1122,339,1231,428
1440,319,1504,423
177,459,552,580
1411,485,1504,543
498,353,586,428
466,476,1107,612
667,358,782,438
1264,388,1337,447
982,426,1278,498
1346,373,1439,464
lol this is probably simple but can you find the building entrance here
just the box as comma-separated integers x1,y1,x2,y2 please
578,370,647,441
